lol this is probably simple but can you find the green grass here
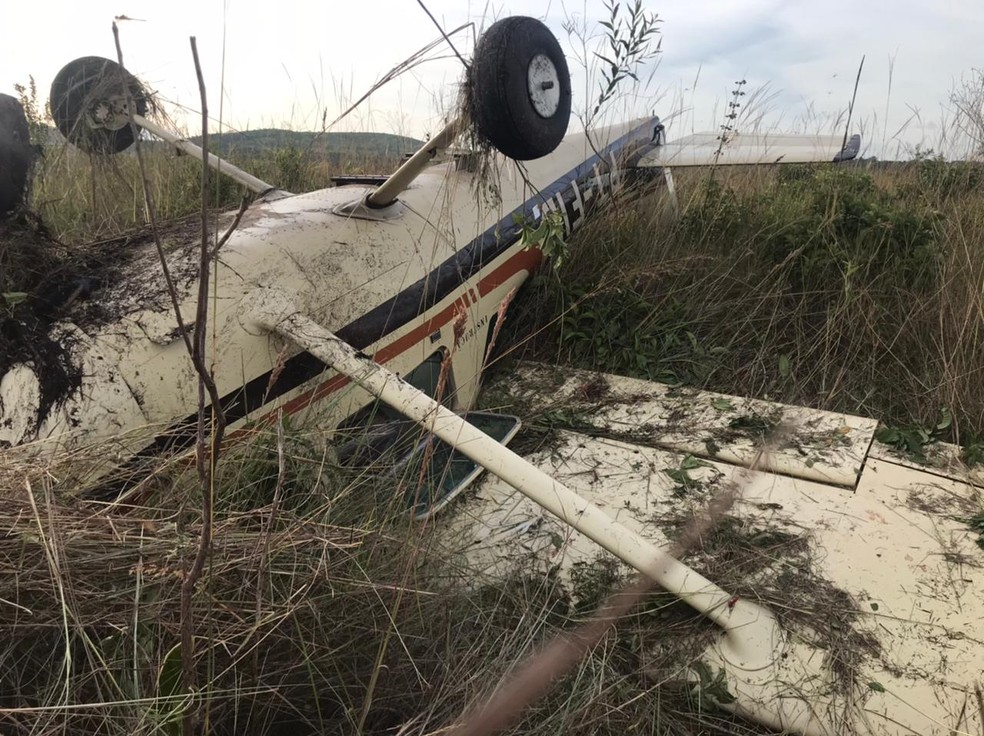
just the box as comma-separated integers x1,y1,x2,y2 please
501,161,984,451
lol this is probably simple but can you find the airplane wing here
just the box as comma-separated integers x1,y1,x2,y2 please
636,130,861,167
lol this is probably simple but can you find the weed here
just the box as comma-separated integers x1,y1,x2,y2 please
950,67,984,157
874,408,953,464
684,165,944,292
569,557,625,613
518,208,568,267
689,662,737,706
13,76,48,149
548,280,722,384
587,0,661,123
681,177,752,244
916,156,984,199
962,438,984,467
760,166,943,291
965,513,984,549
271,143,307,192
663,454,716,497
711,79,748,168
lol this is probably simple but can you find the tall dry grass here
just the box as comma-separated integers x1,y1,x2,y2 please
26,141,405,245
1,416,803,736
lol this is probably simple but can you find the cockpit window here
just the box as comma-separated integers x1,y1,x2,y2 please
334,350,451,467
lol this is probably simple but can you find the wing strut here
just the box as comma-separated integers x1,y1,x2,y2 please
245,287,840,736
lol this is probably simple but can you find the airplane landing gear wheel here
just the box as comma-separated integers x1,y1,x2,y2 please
0,94,34,216
50,56,149,154
468,16,572,161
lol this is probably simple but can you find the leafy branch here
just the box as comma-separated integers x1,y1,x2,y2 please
874,408,952,464
589,0,662,123
517,209,568,268
13,76,50,147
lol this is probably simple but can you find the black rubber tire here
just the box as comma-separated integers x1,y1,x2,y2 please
50,56,149,154
468,17,571,160
0,94,34,216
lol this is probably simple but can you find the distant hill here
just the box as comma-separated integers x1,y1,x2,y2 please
188,129,423,159
40,124,422,163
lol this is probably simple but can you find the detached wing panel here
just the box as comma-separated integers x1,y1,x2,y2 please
636,131,861,168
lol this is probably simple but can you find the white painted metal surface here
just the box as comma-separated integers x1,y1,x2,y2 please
638,131,851,167
445,366,984,735
247,289,762,631
870,437,984,488
485,362,879,487
0,118,655,469
132,113,279,195
365,116,459,207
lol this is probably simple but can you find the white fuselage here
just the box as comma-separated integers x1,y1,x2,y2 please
0,119,660,477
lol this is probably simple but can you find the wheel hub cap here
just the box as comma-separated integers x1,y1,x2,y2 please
527,54,560,118
87,96,130,131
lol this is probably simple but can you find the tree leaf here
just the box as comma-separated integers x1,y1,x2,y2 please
778,354,792,378
2,292,29,306
680,454,712,470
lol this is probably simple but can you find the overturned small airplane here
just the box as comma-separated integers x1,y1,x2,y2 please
0,17,859,478
3,15,981,736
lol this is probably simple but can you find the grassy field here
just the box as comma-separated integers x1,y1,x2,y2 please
2,124,984,736
22,135,411,244
501,158,984,459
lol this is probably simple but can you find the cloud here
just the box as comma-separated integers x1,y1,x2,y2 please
1,0,981,158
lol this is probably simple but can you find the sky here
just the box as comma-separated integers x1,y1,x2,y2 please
2,0,982,160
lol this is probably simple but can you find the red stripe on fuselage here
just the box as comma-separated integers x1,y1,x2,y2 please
227,244,542,439
478,247,542,297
